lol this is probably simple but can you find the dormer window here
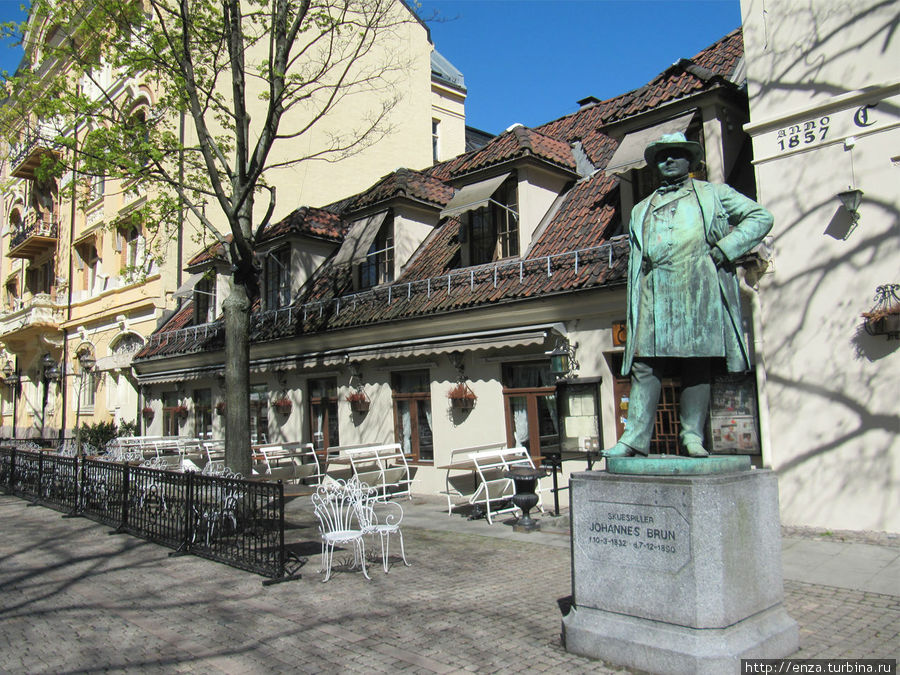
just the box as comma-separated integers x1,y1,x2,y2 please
193,276,216,324
466,181,518,265
331,210,395,290
264,247,291,310
359,219,394,289
442,173,519,267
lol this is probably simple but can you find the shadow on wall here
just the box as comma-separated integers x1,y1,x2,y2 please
851,324,899,362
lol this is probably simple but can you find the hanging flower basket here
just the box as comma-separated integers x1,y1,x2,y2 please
862,284,900,339
215,401,226,415
346,390,370,413
173,405,189,418
273,398,293,414
141,406,154,419
448,382,477,410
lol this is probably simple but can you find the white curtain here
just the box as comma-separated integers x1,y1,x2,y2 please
512,398,529,446
400,402,412,454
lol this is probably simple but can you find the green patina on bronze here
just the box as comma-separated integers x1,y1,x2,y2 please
607,455,751,475
603,132,774,460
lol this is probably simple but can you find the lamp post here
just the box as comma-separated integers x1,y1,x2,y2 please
74,350,96,457
40,353,61,442
3,359,18,439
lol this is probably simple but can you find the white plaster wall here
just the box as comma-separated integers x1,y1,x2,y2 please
517,167,571,252
740,0,899,121
393,212,435,276
431,81,467,162
291,239,336,294
741,0,900,532
753,127,900,532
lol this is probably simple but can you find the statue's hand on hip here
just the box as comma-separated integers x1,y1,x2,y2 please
709,246,727,268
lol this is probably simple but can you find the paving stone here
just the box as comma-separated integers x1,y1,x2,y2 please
1,493,898,673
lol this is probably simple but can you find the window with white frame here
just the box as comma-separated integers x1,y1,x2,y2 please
358,219,394,289
78,370,98,412
432,119,441,164
193,275,217,324
117,223,145,280
462,179,518,266
88,173,105,202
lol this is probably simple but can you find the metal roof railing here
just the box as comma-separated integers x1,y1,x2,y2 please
257,240,622,327
145,240,625,354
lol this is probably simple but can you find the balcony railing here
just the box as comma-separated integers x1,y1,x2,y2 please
0,293,64,343
10,125,60,179
8,212,59,259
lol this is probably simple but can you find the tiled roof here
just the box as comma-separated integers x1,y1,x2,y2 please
136,302,223,359
436,125,577,179
186,236,230,268
136,29,743,361
345,168,455,213
258,206,344,244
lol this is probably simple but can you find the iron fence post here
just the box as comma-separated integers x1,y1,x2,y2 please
171,470,194,556
278,481,285,577
121,463,130,530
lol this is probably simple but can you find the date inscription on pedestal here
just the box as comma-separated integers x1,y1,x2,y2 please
578,501,690,573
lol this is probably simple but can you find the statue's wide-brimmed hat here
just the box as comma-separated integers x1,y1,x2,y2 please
643,131,703,167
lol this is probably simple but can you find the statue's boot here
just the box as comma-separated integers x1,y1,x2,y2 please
603,442,641,458
684,443,709,458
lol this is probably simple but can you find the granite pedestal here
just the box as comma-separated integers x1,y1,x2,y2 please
561,467,798,674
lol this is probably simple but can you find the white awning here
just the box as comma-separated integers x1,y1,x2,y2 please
173,272,205,300
440,173,511,219
332,211,389,266
334,324,555,363
604,111,696,175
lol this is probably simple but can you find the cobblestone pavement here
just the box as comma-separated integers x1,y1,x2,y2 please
1,494,897,674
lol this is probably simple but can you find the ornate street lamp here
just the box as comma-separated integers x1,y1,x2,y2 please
74,349,96,458
40,353,60,441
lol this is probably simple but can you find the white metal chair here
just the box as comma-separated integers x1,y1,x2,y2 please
310,478,372,582
357,492,409,573
470,447,542,524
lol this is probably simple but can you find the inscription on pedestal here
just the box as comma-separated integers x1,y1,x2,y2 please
577,500,690,573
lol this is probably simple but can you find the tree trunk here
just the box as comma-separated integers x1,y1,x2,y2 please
223,282,252,475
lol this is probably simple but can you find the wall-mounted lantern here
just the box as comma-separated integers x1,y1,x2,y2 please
837,188,863,222
546,336,579,380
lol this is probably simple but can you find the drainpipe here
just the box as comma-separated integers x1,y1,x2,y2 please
738,267,771,466
61,124,80,439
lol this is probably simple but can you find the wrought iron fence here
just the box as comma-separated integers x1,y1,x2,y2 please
0,447,300,583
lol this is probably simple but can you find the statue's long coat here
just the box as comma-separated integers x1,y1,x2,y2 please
622,179,773,376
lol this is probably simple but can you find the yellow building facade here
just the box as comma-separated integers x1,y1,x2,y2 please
0,2,467,441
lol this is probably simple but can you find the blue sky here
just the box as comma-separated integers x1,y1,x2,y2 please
0,0,742,134
419,0,742,133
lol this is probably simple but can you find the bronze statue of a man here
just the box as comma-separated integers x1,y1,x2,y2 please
604,132,773,458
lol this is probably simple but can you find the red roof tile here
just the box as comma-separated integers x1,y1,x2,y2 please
345,168,456,212
259,206,344,244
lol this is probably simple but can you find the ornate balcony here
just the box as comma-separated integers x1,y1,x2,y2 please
8,211,59,260
10,127,59,179
0,294,65,352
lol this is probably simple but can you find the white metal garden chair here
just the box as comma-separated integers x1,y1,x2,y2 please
358,492,409,573
310,478,373,582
